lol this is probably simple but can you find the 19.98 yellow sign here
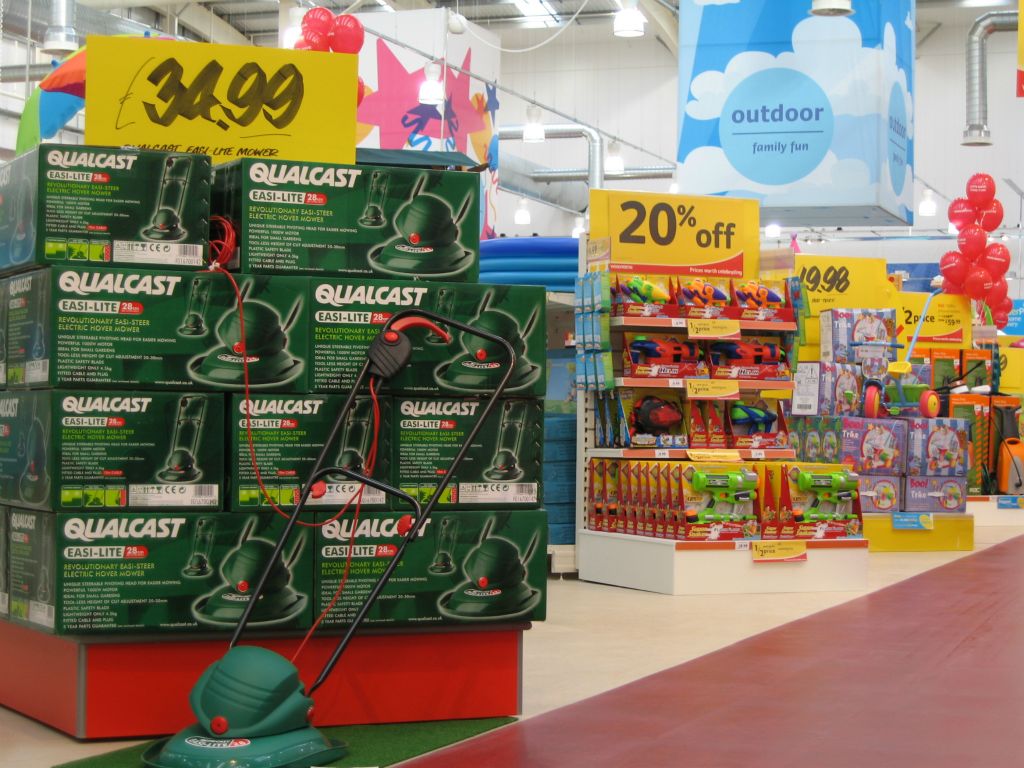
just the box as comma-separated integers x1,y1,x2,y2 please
589,190,760,277
85,36,357,165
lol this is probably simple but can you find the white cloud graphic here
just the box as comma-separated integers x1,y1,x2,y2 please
691,0,741,5
681,14,914,207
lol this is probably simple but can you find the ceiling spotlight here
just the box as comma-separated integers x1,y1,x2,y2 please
523,104,545,143
918,188,937,218
448,11,467,34
810,0,853,16
514,198,532,226
614,0,646,38
418,61,445,106
606,141,625,175
764,223,782,239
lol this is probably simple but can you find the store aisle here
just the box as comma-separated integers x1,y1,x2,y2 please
1,527,1020,767
406,531,1024,768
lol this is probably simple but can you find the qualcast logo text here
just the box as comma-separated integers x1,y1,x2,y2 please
249,162,362,188
0,164,10,187
184,737,252,749
58,271,182,297
64,517,187,542
47,150,138,171
10,512,36,531
314,283,429,308
0,397,19,418
62,396,152,414
240,398,324,416
8,275,33,296
322,518,430,540
400,400,480,417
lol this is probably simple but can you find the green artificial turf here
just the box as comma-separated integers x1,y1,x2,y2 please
53,717,515,768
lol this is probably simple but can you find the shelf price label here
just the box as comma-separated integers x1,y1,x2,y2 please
751,540,807,563
85,36,357,165
589,190,759,277
892,512,935,530
685,379,740,400
688,318,740,340
795,254,894,316
686,449,742,462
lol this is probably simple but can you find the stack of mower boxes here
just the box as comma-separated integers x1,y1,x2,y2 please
0,145,548,636
790,308,970,518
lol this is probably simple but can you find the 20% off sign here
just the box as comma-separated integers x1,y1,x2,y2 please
85,36,357,165
588,190,759,277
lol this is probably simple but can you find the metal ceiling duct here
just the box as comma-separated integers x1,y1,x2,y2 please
963,10,1018,146
42,0,79,55
3,0,153,46
499,154,590,214
498,123,605,192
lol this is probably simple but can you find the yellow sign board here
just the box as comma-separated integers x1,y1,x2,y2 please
997,337,1024,394
589,190,759,277
751,540,808,563
685,379,740,400
85,36,357,165
686,449,742,462
895,291,971,350
687,318,740,340
795,254,895,316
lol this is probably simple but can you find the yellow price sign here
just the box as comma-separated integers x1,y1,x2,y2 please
688,318,740,340
685,379,740,400
85,36,357,165
895,291,971,350
589,190,759,277
686,449,742,462
751,540,808,563
796,254,895,316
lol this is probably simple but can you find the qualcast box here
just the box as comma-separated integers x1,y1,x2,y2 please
6,266,309,391
0,144,212,274
0,506,8,617
0,277,8,387
214,160,479,280
310,279,546,397
0,390,225,512
229,394,392,512
393,397,543,509
315,508,546,628
8,510,314,634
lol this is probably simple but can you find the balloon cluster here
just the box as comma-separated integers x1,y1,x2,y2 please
293,8,367,105
938,173,1012,329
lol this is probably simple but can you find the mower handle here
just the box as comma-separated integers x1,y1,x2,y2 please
309,465,422,520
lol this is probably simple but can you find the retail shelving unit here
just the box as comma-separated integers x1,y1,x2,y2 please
574,236,869,593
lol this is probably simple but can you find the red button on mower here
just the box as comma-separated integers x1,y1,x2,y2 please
210,716,228,735
477,576,489,589
383,331,399,343
237,580,249,593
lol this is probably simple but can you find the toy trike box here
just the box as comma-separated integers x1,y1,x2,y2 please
858,475,901,514
792,362,861,417
820,308,897,365
903,417,970,477
902,476,967,513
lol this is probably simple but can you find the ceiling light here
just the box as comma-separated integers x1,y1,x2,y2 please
918,188,937,218
418,61,445,106
513,0,560,27
810,0,853,16
614,0,646,38
448,11,467,32
606,141,625,175
572,216,586,239
523,104,545,143
765,223,782,239
514,198,532,226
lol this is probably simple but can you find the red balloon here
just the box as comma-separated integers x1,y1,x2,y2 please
999,296,1014,314
293,36,311,50
957,224,987,260
303,28,331,51
976,199,1004,232
993,310,1010,329
939,250,970,287
948,198,977,231
987,277,1008,307
943,281,965,296
356,76,366,106
302,6,335,36
966,173,997,208
981,242,1011,277
964,266,994,300
330,14,365,53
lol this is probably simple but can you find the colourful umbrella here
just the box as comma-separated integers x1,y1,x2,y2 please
15,33,173,156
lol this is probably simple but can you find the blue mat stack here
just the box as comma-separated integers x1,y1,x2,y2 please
544,414,577,545
480,237,578,293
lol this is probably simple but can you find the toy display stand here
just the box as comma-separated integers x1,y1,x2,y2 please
861,512,975,552
0,621,525,739
967,496,1024,526
577,530,868,595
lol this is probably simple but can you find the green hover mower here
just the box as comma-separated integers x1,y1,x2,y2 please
144,309,517,768
157,396,207,483
438,519,540,621
484,400,526,481
436,291,540,393
178,279,212,337
189,282,304,389
368,175,475,278
141,156,193,242
19,406,49,505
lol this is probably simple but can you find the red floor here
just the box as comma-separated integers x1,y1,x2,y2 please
406,535,1024,768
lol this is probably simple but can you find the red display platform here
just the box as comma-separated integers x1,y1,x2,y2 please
0,620,524,739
